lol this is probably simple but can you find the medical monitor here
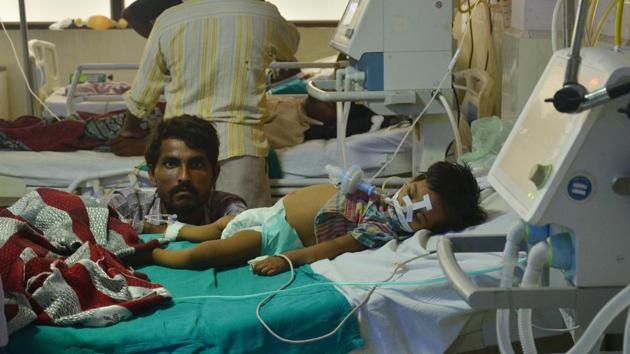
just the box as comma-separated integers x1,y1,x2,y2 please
341,0,359,26
330,0,376,59
488,51,604,223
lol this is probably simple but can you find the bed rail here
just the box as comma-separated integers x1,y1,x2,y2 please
66,167,151,197
66,63,139,116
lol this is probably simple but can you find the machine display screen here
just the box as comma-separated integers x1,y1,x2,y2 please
341,0,360,26
490,57,599,221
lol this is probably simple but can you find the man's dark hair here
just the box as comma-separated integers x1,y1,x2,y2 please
413,161,487,233
145,115,219,173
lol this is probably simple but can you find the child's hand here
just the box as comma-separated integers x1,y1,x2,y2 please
251,255,290,276
216,214,235,229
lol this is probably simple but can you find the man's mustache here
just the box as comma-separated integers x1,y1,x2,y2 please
170,182,197,197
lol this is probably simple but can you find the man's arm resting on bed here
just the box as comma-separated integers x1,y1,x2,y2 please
252,234,366,276
142,215,235,241
176,215,235,242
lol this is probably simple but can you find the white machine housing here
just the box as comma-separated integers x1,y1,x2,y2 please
328,0,453,115
489,48,630,287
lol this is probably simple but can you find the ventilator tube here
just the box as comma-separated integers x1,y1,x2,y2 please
325,165,377,196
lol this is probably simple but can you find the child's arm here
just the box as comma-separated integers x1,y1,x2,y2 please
252,234,366,276
141,215,235,242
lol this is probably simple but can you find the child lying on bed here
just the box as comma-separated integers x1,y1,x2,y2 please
136,161,487,275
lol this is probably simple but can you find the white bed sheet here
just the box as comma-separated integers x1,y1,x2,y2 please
0,150,143,188
310,191,525,353
43,88,128,117
0,126,414,188
278,125,414,178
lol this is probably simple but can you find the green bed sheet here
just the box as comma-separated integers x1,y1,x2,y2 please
7,235,363,354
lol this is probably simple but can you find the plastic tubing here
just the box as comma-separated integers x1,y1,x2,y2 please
517,241,549,354
551,0,563,52
624,306,630,354
567,284,630,353
496,221,526,354
586,0,599,45
592,0,618,46
335,68,349,169
437,93,463,159
614,0,624,51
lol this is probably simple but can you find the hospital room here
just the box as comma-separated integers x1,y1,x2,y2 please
1,0,630,352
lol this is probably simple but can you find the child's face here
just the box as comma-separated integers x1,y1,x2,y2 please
396,180,449,232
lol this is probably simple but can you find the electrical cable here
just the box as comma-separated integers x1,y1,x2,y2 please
254,251,436,344
171,256,517,302
366,3,482,182
592,0,619,46
448,80,461,160
468,0,475,69
0,16,62,121
531,321,581,333
437,92,463,159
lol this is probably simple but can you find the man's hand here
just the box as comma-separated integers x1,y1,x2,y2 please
108,111,149,156
252,255,290,276
108,135,149,156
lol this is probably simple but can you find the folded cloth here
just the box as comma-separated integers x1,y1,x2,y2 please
0,188,170,334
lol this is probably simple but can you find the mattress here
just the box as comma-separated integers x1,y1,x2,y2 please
278,125,414,178
0,150,143,188
0,126,415,188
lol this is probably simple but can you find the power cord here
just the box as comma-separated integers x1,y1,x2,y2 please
0,16,62,121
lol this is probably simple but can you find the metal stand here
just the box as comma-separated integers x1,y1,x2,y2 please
18,0,34,115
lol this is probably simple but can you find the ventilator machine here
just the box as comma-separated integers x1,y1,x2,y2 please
307,0,453,116
437,0,630,351
288,0,457,171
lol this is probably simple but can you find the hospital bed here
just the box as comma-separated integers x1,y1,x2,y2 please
16,39,418,198
29,39,137,118
0,122,415,198
2,187,563,353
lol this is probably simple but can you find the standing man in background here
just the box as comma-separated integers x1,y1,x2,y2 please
120,0,183,38
110,0,300,208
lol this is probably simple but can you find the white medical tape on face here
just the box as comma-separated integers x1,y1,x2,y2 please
164,221,186,241
390,188,433,233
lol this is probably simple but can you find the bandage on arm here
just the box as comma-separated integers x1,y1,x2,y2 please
164,221,186,241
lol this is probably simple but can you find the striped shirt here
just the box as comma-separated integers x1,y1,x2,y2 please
107,188,247,234
314,191,412,249
124,0,300,160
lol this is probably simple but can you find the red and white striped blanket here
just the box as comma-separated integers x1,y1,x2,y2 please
0,188,171,334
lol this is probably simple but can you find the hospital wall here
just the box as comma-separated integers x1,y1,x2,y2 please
0,27,336,119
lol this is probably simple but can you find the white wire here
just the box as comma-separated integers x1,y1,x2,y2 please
380,176,406,191
255,251,435,344
366,84,446,183
0,16,63,121
531,322,580,333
